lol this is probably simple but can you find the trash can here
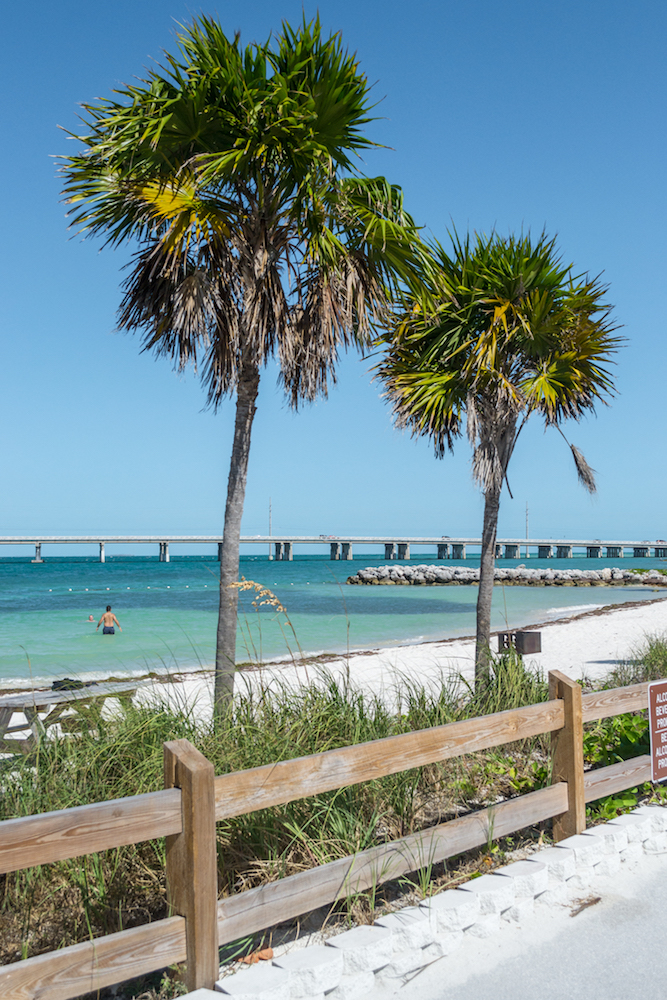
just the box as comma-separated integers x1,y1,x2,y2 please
497,630,541,654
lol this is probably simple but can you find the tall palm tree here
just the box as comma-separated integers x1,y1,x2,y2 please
376,231,621,685
61,16,425,718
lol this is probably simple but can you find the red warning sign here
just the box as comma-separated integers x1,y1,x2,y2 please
648,679,667,783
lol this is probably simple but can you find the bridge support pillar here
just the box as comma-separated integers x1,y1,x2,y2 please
654,547,667,558
504,544,519,559
31,542,43,564
495,543,502,558
452,544,465,559
274,542,284,561
330,542,340,560
159,542,170,563
437,543,449,559
633,546,649,558
341,542,352,560
218,543,223,562
538,545,553,559
99,542,106,564
283,542,293,561
384,543,397,560
397,542,410,560
606,546,623,558
556,545,572,559
587,546,602,558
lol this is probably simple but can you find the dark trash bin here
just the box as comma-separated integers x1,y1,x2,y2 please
497,630,541,654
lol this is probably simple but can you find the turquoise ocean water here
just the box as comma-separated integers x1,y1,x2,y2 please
1,553,665,688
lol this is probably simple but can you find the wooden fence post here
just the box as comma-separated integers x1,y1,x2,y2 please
164,739,218,991
548,670,586,841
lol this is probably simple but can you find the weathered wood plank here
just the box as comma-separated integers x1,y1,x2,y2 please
0,916,186,1000
214,700,565,820
582,683,649,723
584,755,652,802
549,671,586,841
216,783,568,945
0,706,12,739
0,683,139,710
0,789,182,874
164,740,218,992
0,738,32,755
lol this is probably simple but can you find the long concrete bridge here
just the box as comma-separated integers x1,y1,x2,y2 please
0,535,665,563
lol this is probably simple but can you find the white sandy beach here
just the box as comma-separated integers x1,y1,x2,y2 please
147,595,667,719
3,594,667,740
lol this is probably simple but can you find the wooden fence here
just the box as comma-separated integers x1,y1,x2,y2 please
0,670,656,1000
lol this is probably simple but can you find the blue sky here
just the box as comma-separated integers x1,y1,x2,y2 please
1,0,665,553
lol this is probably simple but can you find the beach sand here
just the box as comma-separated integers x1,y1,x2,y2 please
145,594,667,720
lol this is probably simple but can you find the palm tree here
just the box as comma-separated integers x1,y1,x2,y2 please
376,231,621,686
61,16,425,718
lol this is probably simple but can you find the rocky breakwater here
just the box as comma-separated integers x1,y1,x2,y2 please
347,565,667,587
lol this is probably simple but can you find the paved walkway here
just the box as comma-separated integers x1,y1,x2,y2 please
374,850,667,1000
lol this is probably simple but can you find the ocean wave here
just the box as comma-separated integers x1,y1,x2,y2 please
545,604,604,615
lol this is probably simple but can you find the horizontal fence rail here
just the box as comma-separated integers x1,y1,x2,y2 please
581,683,648,723
216,783,569,945
213,700,566,820
0,917,187,1000
583,754,652,801
0,788,182,875
0,676,659,1000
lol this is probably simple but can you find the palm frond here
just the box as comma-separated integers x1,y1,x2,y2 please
570,444,597,494
60,15,429,410
376,229,621,493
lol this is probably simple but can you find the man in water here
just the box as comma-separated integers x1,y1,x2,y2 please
97,606,122,635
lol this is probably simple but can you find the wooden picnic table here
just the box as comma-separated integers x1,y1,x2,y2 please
0,681,139,753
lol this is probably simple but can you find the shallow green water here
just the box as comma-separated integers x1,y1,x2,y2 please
0,554,663,686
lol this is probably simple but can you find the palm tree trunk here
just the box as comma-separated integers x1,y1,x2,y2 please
475,483,501,687
214,360,260,720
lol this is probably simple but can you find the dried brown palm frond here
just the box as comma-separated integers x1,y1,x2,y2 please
467,393,522,494
279,254,382,406
552,424,597,494
570,444,597,494
118,239,242,377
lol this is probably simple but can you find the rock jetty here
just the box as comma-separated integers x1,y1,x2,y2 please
346,565,667,587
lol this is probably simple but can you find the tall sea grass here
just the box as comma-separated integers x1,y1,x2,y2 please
0,633,663,977
0,650,545,963
603,630,667,687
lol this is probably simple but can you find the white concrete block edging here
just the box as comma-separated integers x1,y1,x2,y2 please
272,945,344,996
211,804,667,1000
215,964,291,1000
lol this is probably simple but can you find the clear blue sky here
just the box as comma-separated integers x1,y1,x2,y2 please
1,0,665,552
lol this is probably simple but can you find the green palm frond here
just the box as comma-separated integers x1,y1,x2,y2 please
60,15,429,409
376,230,622,490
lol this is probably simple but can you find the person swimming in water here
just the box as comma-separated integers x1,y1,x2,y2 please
97,606,122,635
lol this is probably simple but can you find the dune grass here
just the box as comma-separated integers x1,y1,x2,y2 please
0,652,547,963
0,636,664,992
602,630,667,686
